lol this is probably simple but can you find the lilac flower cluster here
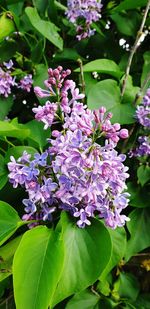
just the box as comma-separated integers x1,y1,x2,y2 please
0,61,16,97
136,88,150,128
129,136,150,158
8,66,130,229
130,89,150,157
18,74,33,93
0,60,33,97
33,66,128,143
8,151,57,224
66,0,102,40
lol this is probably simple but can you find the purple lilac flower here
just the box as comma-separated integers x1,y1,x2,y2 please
23,199,37,214
8,158,28,188
0,67,16,97
64,102,128,142
33,152,48,167
66,0,103,40
129,136,150,157
33,101,58,129
34,66,71,99
3,60,14,70
130,89,150,158
8,66,130,229
49,128,130,228
42,205,56,221
136,88,150,128
33,67,84,127
8,128,130,229
8,152,58,222
17,151,31,163
18,74,33,92
142,89,150,107
74,209,91,228
33,67,128,145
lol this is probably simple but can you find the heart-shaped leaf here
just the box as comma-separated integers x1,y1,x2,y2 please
87,79,135,124
51,213,112,306
75,59,123,79
13,226,64,309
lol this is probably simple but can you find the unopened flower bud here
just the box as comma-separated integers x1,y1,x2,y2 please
119,129,129,139
52,130,60,137
99,106,106,114
113,123,120,131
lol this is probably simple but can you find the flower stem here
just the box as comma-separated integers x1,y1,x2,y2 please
121,0,150,97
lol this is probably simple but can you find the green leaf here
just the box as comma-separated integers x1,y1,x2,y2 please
33,64,48,88
51,213,112,306
0,96,13,121
87,79,135,124
55,48,81,61
47,0,58,23
98,298,117,308
0,154,8,190
125,208,150,261
31,39,44,63
112,0,147,12
111,11,141,37
137,165,150,186
0,235,22,282
84,73,97,96
25,7,63,50
8,2,24,16
33,0,48,15
141,51,150,89
5,146,37,164
25,120,51,150
118,273,140,301
75,59,123,79
5,0,24,4
97,277,111,297
0,174,8,191
0,41,18,62
0,201,22,246
33,64,48,104
0,121,30,140
121,75,140,104
13,226,64,309
127,182,150,208
66,290,100,309
0,12,15,41
100,227,126,280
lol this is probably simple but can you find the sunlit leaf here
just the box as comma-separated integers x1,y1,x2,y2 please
51,213,112,306
13,226,64,309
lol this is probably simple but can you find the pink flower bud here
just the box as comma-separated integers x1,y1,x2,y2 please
48,68,53,76
106,112,112,120
113,123,120,131
57,66,63,72
52,130,60,137
53,69,60,79
146,89,150,97
99,106,106,114
93,110,99,123
119,129,129,139
34,86,50,98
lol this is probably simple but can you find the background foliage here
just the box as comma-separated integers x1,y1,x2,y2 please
0,0,150,308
